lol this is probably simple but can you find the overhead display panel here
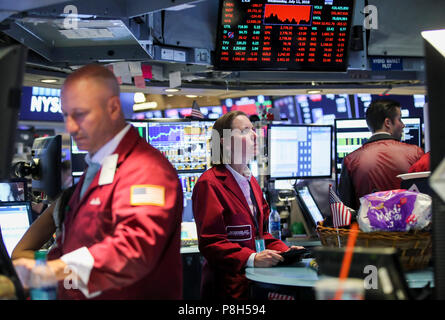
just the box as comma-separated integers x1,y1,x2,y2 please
214,0,354,71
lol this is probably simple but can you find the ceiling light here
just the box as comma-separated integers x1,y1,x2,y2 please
164,88,180,93
40,79,58,83
133,102,158,112
185,95,198,98
134,92,146,103
307,90,322,94
167,94,174,97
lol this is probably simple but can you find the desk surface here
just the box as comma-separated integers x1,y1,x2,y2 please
245,261,434,289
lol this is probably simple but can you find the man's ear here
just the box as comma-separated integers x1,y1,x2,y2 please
107,96,122,120
383,117,392,130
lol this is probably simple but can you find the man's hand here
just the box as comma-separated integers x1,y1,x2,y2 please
254,249,284,267
13,258,68,289
286,246,305,252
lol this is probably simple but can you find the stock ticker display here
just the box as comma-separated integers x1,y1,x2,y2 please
215,0,354,71
148,121,214,173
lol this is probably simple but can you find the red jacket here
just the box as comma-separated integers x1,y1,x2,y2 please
192,165,289,300
409,152,430,173
48,127,183,299
338,134,424,210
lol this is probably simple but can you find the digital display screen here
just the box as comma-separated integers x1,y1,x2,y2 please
0,203,32,257
296,94,352,124
355,94,427,120
222,95,271,115
148,121,214,173
178,172,203,222
272,96,298,123
215,0,354,71
296,186,324,224
269,124,332,179
334,118,422,174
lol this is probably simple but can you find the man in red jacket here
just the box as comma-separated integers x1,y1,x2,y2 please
13,64,183,299
338,99,424,210
192,111,300,300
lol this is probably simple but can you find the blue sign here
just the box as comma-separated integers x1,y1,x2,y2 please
19,86,136,122
371,57,403,71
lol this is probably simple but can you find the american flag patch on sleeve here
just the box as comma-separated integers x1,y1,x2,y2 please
130,185,165,206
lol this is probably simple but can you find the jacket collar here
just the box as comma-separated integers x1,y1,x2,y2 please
364,132,399,145
68,126,141,213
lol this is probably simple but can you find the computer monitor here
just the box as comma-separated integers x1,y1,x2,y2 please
296,94,352,125
0,179,28,202
128,120,149,142
214,0,355,72
268,124,332,179
0,44,27,179
295,185,325,226
334,117,422,176
147,120,214,173
178,172,202,222
355,94,427,120
70,137,87,178
0,201,32,257
313,246,412,300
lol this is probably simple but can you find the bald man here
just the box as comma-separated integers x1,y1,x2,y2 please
13,64,183,299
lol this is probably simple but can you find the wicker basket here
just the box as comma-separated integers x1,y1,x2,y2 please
316,224,432,271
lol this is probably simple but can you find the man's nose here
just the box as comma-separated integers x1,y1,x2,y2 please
65,116,79,134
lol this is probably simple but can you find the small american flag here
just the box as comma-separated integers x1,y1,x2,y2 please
329,184,352,228
190,100,204,119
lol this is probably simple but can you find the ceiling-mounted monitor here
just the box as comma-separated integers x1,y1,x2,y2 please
214,0,354,72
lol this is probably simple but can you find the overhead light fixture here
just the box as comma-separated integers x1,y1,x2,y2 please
164,88,180,93
133,102,158,112
185,95,198,98
307,90,322,94
167,94,174,97
40,79,58,84
421,29,445,57
134,92,146,103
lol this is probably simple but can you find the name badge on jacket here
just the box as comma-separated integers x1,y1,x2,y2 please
99,154,118,186
226,225,252,242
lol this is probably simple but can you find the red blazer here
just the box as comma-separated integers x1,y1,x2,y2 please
192,165,289,300
48,127,183,299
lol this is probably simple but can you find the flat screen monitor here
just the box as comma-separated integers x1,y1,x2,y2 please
147,120,214,173
296,94,352,125
214,0,354,71
0,201,32,257
222,95,272,116
0,44,27,179
199,106,224,119
272,96,298,123
178,172,203,222
70,137,87,178
0,179,28,202
334,117,422,175
295,185,325,227
313,246,412,300
128,120,149,142
269,124,332,179
355,94,427,120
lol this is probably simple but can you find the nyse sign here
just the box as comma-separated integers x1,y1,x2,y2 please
30,95,62,114
19,86,64,122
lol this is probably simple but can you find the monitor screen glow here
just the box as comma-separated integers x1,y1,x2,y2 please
269,124,332,179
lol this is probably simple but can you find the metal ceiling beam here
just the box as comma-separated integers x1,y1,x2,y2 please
125,0,207,18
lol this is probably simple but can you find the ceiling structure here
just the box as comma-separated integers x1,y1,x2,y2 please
1,0,444,108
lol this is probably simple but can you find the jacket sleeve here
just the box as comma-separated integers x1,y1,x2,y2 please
338,160,357,210
85,161,182,294
192,179,255,273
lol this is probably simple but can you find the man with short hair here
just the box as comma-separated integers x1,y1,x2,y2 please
14,64,183,299
338,99,424,210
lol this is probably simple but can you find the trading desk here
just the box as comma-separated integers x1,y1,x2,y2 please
245,260,434,300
